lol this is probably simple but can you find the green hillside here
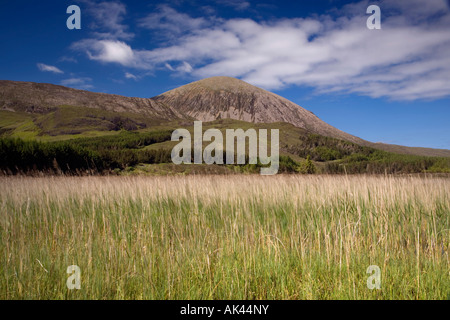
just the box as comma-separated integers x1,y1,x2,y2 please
1,108,449,175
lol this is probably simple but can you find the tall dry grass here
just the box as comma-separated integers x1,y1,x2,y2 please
0,174,448,299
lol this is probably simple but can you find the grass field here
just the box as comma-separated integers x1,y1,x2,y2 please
0,174,448,299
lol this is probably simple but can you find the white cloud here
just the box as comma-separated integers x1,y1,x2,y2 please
125,72,138,80
61,77,93,89
165,63,175,71
216,0,250,11
37,63,64,74
83,0,134,40
177,61,193,73
163,62,192,73
73,39,135,66
73,0,450,101
59,56,78,63
139,5,209,36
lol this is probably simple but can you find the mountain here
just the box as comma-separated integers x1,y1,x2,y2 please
1,77,360,143
1,77,449,157
152,77,364,144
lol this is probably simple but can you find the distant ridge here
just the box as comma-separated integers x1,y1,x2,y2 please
0,80,184,119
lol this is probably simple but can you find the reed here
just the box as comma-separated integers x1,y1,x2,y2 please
0,174,448,299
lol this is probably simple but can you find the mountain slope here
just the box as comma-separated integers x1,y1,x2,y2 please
0,80,184,120
153,76,364,144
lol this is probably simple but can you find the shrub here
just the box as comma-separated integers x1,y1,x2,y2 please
298,155,317,174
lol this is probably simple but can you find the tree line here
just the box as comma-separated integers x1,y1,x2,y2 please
1,130,448,175
0,131,172,175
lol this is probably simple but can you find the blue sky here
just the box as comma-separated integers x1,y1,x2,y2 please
0,0,449,149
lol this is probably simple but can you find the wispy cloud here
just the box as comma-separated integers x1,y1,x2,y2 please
72,0,450,101
165,63,175,71
125,72,138,80
216,0,250,11
37,63,64,74
138,5,210,37
59,56,78,63
82,0,134,40
178,61,193,73
61,77,93,90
